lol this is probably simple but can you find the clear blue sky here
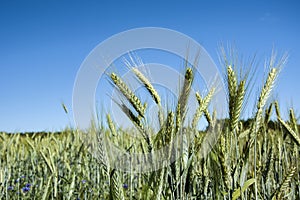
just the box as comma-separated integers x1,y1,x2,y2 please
0,0,299,132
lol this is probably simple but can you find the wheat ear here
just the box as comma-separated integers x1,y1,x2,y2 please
132,67,161,105
192,88,215,129
274,101,281,119
227,65,238,119
271,166,296,200
131,67,164,126
231,80,245,132
107,114,117,136
175,103,181,134
277,117,300,146
110,72,146,118
178,67,194,120
289,108,298,133
110,169,125,200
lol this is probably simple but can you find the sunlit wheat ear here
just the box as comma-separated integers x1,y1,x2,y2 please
289,108,298,133
271,166,296,200
251,68,278,136
178,67,194,119
195,90,202,104
231,80,245,132
203,109,212,125
166,112,175,163
107,114,117,136
202,87,215,125
110,72,146,118
96,132,110,176
166,111,174,144
257,68,277,113
192,88,215,129
131,67,161,105
274,101,281,119
277,117,300,146
226,64,245,132
202,87,216,107
227,65,237,111
131,66,164,127
110,169,125,200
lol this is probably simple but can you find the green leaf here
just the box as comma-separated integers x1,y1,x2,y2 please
232,178,256,200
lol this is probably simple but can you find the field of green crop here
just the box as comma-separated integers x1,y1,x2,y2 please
0,53,299,199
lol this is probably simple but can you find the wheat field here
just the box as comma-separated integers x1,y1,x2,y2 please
0,54,299,200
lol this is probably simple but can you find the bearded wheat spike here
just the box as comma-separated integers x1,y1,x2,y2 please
231,80,245,132
178,68,194,119
289,108,298,133
204,109,212,125
253,68,278,134
257,68,277,112
195,91,202,105
132,67,161,105
107,114,117,136
166,112,175,163
96,132,110,176
227,65,237,94
227,65,237,117
274,101,281,119
278,117,300,146
192,87,215,129
272,166,296,199
110,169,125,200
131,67,164,126
202,87,216,107
110,73,146,118
166,111,174,144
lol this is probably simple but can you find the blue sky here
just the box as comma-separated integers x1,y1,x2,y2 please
0,0,299,132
